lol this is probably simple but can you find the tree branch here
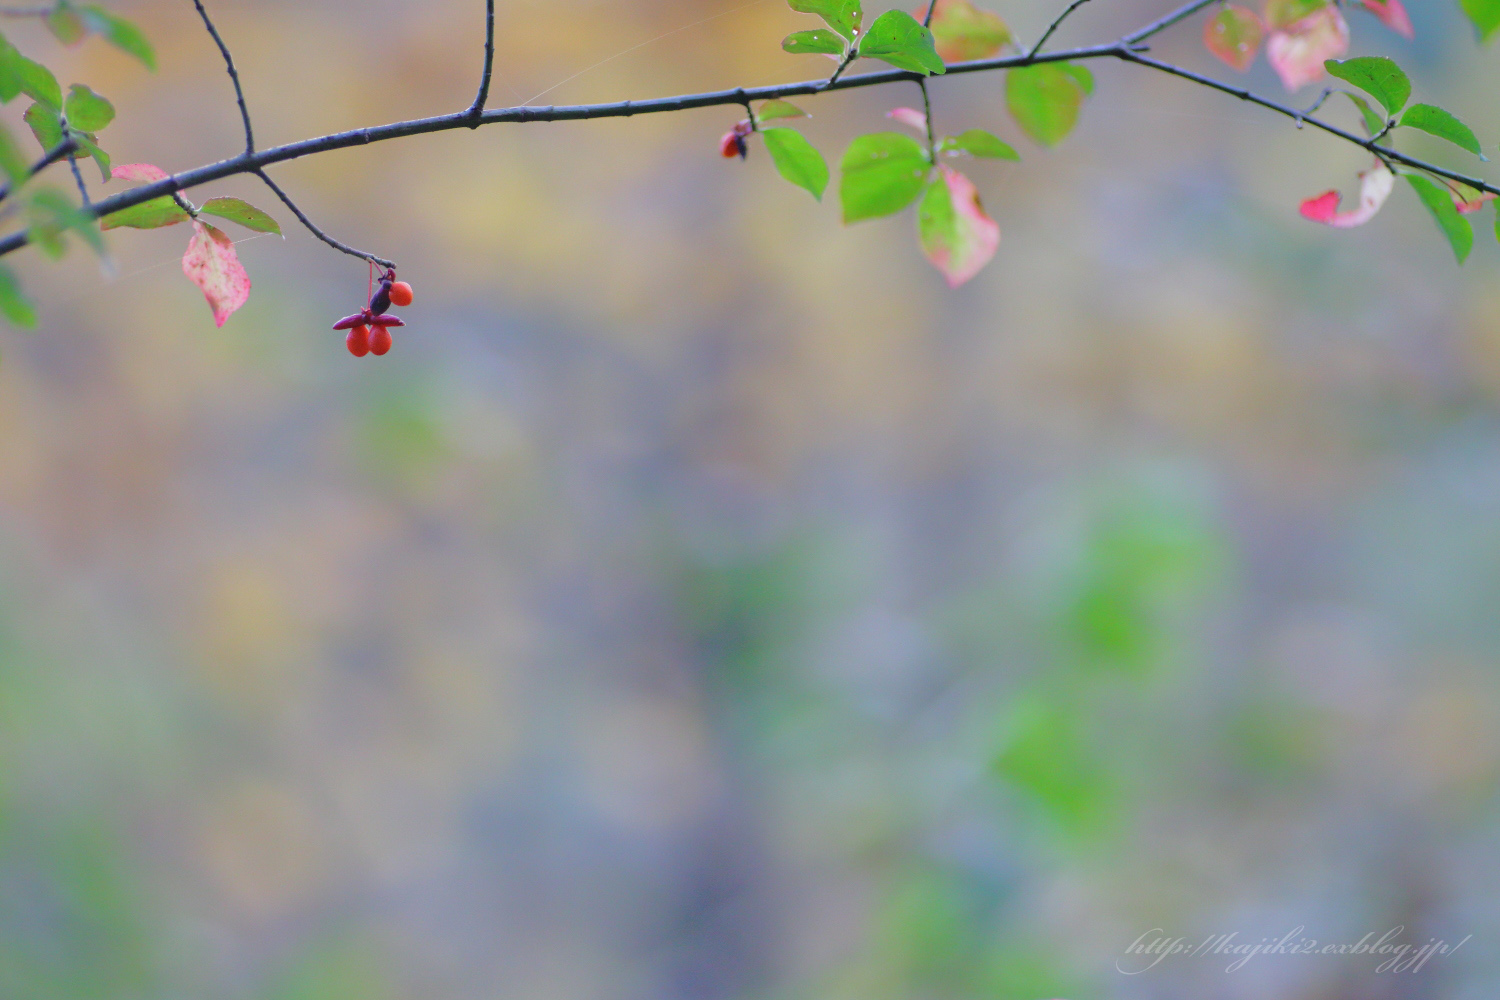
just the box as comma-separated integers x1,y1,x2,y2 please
255,170,395,269
1030,0,1098,58
191,0,255,154
0,7,1491,262
467,0,496,122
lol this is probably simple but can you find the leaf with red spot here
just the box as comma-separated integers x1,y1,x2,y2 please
1360,0,1413,38
1448,181,1496,215
1266,5,1349,91
1298,161,1394,228
1204,5,1263,72
917,164,998,287
181,220,250,327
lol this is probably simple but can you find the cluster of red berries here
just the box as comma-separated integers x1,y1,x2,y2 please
719,119,752,160
333,268,414,357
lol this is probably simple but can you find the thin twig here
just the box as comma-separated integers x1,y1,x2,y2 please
190,0,255,154
67,156,91,209
918,79,937,161
255,170,395,269
1030,0,1098,58
824,47,858,89
467,0,496,122
923,0,936,28
1122,0,1220,44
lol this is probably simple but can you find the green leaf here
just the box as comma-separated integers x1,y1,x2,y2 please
199,196,281,235
23,101,62,152
63,83,113,131
78,6,155,69
1406,173,1473,264
25,186,102,259
937,128,1018,159
99,195,190,230
1461,0,1500,41
70,130,109,182
0,38,23,103
1399,103,1483,157
857,10,945,75
1341,91,1385,136
840,131,930,223
1324,56,1410,117
0,121,28,185
781,29,845,55
761,127,828,201
14,53,60,107
787,0,862,42
755,99,808,124
0,263,36,328
1062,63,1094,96
1006,63,1090,147
47,4,88,46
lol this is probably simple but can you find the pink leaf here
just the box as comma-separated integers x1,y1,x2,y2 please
886,107,929,132
918,165,999,288
1267,5,1349,91
112,163,169,183
182,221,250,326
1298,162,1394,228
1204,5,1264,72
1454,190,1497,215
1360,0,1413,38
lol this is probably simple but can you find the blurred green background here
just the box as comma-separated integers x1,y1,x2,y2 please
0,1,1497,998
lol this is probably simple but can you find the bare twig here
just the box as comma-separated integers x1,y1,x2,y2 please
255,170,395,269
467,0,496,123
1123,0,1220,44
918,79,937,161
190,0,255,154
67,156,91,209
1030,0,1098,58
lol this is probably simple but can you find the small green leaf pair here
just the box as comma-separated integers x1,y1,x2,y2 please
783,0,946,76
841,122,1014,285
1327,56,1483,156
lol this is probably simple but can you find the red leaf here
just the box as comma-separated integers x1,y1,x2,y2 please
1360,0,1413,38
1204,5,1264,72
1267,5,1349,91
112,163,169,183
182,221,250,326
1299,162,1394,228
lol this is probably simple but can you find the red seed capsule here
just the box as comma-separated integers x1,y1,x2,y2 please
389,281,414,307
347,324,370,357
720,131,746,159
369,326,393,356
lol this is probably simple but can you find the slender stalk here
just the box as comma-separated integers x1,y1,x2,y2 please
1123,0,1220,44
919,79,937,161
191,0,255,153
1030,0,1098,58
256,170,395,269
67,155,91,209
467,0,496,122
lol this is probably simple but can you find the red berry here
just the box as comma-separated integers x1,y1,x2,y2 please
719,131,745,159
369,326,393,356
388,281,414,307
346,324,370,357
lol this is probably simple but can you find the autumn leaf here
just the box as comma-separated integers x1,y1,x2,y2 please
181,220,250,326
1204,5,1264,72
1360,0,1413,38
913,0,1011,62
1298,161,1395,228
917,164,999,287
1267,4,1349,91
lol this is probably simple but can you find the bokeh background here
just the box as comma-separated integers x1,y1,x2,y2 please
0,0,1497,997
